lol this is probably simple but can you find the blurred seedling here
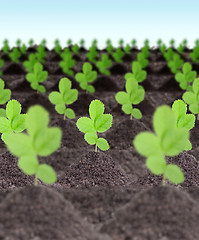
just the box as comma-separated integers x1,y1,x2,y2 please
20,44,27,54
96,54,112,76
59,50,76,76
86,45,98,63
124,44,131,54
72,44,79,54
167,54,184,74
112,48,124,63
0,57,4,76
23,54,38,73
157,39,162,48
28,39,34,47
36,45,46,63
0,78,11,117
131,39,137,48
16,39,21,47
79,39,85,48
125,62,147,83
118,39,124,48
177,44,184,54
136,52,149,68
9,47,21,63
169,38,175,48
190,45,199,63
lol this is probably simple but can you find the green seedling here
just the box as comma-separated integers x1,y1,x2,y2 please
144,39,149,47
54,39,60,46
175,62,197,91
160,44,166,54
75,62,97,93
49,77,78,120
20,44,27,54
72,44,79,54
157,39,162,48
9,48,21,63
190,45,199,63
131,39,137,48
106,39,112,46
16,39,21,47
3,39,8,45
141,46,150,58
92,39,98,47
0,78,11,117
172,99,195,150
79,39,85,47
169,38,175,48
163,48,175,61
182,39,188,48
182,78,199,120
195,39,199,46
134,105,189,186
124,44,131,54
67,39,72,46
0,100,26,142
177,44,184,54
125,62,147,83
2,42,10,54
136,52,149,68
23,54,38,73
115,77,145,120
86,45,98,63
76,99,112,152
0,58,4,76
54,42,62,54
118,39,124,48
59,50,76,76
106,43,114,54
28,39,34,47
26,62,48,93
112,48,124,63
40,39,47,47
96,54,112,76
167,54,184,74
5,105,62,186
36,45,46,63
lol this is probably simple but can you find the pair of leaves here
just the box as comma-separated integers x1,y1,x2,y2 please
59,51,76,76
137,53,148,68
76,100,112,151
49,78,78,119
115,77,145,119
96,54,112,76
9,48,21,63
86,46,98,63
0,78,11,106
23,54,38,73
125,62,147,83
75,62,97,93
112,48,124,63
26,62,48,93
5,105,62,185
168,54,184,74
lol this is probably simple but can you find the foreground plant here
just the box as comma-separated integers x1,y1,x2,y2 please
96,54,112,76
115,77,145,119
5,105,62,186
0,100,26,142
0,79,11,117
134,105,189,186
49,78,78,119
125,62,147,83
26,62,48,93
76,99,112,152
75,62,97,93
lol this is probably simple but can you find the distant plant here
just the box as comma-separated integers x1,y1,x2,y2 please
112,48,124,63
190,45,199,63
3,39,9,45
125,62,147,83
106,43,114,54
175,62,196,91
5,105,62,186
54,39,60,46
115,77,145,119
67,39,72,46
40,39,47,47
144,39,149,47
28,39,34,47
169,38,175,48
163,48,175,61
136,52,149,68
2,41,10,54
124,44,131,54
71,44,79,54
177,44,184,54
160,44,166,54
167,54,184,74
76,99,112,152
26,62,48,93
49,77,78,120
157,39,162,48
75,62,97,93
134,105,189,186
182,78,199,120
131,39,137,48
92,39,98,47
23,54,38,73
0,78,11,117
96,54,112,76
106,39,112,46
79,39,85,47
0,58,4,76
54,42,62,54
141,46,150,58
195,39,199,46
0,100,26,142
118,39,124,48
59,50,76,76
9,48,21,63
16,39,21,47
20,43,27,54
86,45,98,63
35,45,46,63
182,39,188,48
172,99,195,150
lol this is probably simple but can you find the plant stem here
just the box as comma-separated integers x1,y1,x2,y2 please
34,174,38,187
95,144,97,152
130,114,133,120
162,174,166,186
64,114,66,120
197,114,199,121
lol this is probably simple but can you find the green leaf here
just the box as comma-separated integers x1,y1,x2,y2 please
37,85,46,93
0,79,5,90
75,73,85,82
0,108,6,117
133,131,163,157
63,89,78,105
126,77,138,95
49,91,63,105
87,85,95,93
0,117,12,133
189,104,199,114
65,108,75,119
192,78,199,94
165,164,184,184
76,117,94,133
177,114,195,130
96,138,109,151
131,108,142,119
18,156,38,175
55,103,66,114
95,114,112,133
86,71,97,83
130,88,145,104
83,62,92,74
115,92,129,105
89,100,104,122
183,62,191,73
172,100,187,122
0,89,11,105
11,114,26,132
84,132,97,145
122,103,133,114
37,164,57,184
6,100,21,121
34,128,62,156
59,77,71,95
146,156,166,175
182,92,196,105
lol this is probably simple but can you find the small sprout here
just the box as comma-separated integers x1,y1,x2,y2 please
182,39,188,48
182,78,199,120
86,45,98,63
96,54,112,76
2,41,10,54
167,54,184,74
112,48,124,63
115,77,145,120
9,48,21,63
59,50,76,76
175,62,196,90
5,105,62,186
23,54,38,73
92,39,98,47
0,58,4,76
177,44,184,54
40,39,47,47
163,48,175,61
106,39,112,46
160,44,167,54
157,39,162,48
106,43,114,54
54,42,62,54
118,39,124,48
28,39,34,47
54,39,60,46
75,62,97,93
131,39,137,48
190,45,199,63
16,39,21,47
26,62,48,93
141,46,150,58
35,45,46,63
0,100,26,142
136,52,149,68
169,38,175,48
133,105,189,186
144,39,149,47
72,44,79,54
195,39,199,46
49,77,78,120
79,39,85,47
76,99,112,152
0,78,11,117
67,38,72,46
124,44,131,54
125,62,147,83
20,43,27,54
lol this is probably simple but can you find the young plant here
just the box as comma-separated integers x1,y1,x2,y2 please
2,41,10,54
23,54,38,73
163,48,175,61
67,39,72,46
124,44,131,54
54,42,62,54
157,39,162,48
144,39,149,47
0,57,4,76
118,39,124,48
106,43,114,54
175,62,197,91
167,54,184,74
72,44,79,54
125,62,147,83
133,105,189,186
136,52,149,68
5,105,62,186
141,46,150,58
92,39,98,47
35,45,46,63
131,39,137,48
20,43,27,54
160,44,166,54
16,39,21,48
182,39,188,48
28,39,34,47
115,77,145,119
190,45,199,63
112,48,124,63
40,39,47,47
182,78,199,120
96,54,112,76
0,78,11,117
75,62,97,93
172,99,195,150
9,48,21,63
49,77,78,120
169,38,175,48
0,100,26,142
76,99,112,152
86,45,98,63
26,62,48,93
177,44,184,54
79,39,85,48
59,50,76,76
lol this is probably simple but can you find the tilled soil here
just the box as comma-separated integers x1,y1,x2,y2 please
0,47,198,240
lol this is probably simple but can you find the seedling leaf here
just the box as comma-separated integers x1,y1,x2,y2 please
37,164,57,184
164,164,184,184
96,138,109,151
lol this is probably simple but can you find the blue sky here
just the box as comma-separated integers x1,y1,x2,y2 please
0,0,198,48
